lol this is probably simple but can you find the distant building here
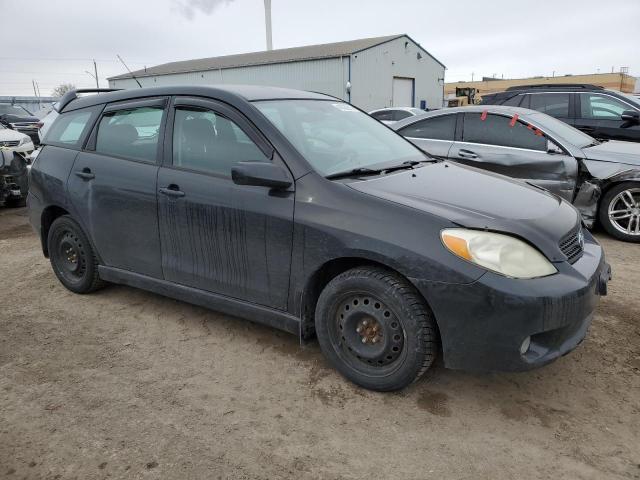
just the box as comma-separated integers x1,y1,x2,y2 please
0,96,58,117
108,34,446,111
446,72,636,101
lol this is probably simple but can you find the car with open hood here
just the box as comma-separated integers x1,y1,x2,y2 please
28,86,610,391
393,105,640,242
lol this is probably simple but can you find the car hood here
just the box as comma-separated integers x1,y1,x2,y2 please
347,162,580,262
581,140,640,166
0,129,27,142
0,114,40,124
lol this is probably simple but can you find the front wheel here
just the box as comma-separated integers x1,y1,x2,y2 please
315,267,438,391
599,182,640,242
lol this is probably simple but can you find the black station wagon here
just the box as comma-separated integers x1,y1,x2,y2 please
29,86,611,391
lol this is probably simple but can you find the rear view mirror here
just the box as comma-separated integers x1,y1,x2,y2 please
231,162,292,189
621,110,640,124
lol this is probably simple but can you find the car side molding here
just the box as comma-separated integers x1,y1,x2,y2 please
98,266,300,335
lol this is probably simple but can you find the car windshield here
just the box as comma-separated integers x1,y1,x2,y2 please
0,104,32,116
620,93,640,108
254,100,426,176
527,112,595,148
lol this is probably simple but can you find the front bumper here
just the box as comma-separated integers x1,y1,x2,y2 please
413,234,610,372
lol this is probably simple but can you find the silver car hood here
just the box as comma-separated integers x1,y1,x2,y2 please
581,140,640,166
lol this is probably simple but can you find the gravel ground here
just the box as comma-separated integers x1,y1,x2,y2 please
1,206,639,480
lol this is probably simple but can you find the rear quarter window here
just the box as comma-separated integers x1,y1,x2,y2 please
44,106,100,148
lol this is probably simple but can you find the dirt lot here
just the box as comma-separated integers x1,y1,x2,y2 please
0,206,639,480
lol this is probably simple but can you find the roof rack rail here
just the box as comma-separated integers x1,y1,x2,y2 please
55,88,122,112
505,83,604,91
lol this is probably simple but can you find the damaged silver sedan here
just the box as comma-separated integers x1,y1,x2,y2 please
393,105,640,242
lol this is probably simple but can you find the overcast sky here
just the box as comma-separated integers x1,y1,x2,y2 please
2,0,639,97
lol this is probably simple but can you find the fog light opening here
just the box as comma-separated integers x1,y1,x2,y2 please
520,336,531,355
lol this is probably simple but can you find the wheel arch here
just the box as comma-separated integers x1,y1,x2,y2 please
40,205,70,257
299,256,440,342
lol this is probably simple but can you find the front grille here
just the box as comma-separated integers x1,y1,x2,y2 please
559,225,584,264
0,140,19,147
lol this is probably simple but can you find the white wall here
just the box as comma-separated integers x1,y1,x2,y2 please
349,36,445,111
110,57,348,100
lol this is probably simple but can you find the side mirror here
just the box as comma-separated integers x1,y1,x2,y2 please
621,110,640,124
231,162,292,189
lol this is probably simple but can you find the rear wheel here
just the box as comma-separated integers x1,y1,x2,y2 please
315,267,437,391
47,215,105,293
599,182,640,242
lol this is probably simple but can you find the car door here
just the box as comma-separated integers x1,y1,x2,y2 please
449,112,577,201
521,92,575,127
576,92,640,142
157,96,294,310
396,113,457,158
67,97,167,278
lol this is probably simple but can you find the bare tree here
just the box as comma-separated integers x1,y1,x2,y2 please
51,83,76,98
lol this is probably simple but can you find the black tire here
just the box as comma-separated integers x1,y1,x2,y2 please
47,215,105,293
315,267,437,391
598,182,640,243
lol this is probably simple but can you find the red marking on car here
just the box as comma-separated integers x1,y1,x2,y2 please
480,110,488,121
510,114,519,127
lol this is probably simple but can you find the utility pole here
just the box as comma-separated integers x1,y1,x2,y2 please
93,59,99,88
471,72,474,82
264,0,273,51
32,79,38,97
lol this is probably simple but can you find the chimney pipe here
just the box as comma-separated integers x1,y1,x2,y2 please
264,0,273,51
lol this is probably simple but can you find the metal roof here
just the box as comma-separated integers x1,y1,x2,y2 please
109,34,445,80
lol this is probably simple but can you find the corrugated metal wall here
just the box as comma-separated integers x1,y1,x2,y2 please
110,57,347,100
109,36,445,111
350,36,445,111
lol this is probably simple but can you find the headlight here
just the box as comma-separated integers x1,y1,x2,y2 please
19,137,31,146
441,229,557,279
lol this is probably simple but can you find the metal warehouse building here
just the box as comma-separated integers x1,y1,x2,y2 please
108,34,446,111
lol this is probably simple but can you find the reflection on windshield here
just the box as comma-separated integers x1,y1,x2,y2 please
254,100,425,176
0,104,32,116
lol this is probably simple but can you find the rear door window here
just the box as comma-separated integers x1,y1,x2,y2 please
462,113,547,151
501,94,523,107
44,107,98,147
527,93,570,118
399,114,456,140
95,106,164,162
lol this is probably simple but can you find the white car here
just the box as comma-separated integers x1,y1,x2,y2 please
0,122,34,154
369,107,425,125
37,104,59,142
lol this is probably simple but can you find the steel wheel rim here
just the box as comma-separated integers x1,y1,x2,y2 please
608,188,640,236
328,292,407,376
54,229,87,284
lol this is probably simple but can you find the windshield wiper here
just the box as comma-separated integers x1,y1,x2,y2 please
325,167,383,180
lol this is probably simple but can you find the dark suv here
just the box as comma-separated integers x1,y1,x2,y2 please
28,86,610,391
481,84,640,142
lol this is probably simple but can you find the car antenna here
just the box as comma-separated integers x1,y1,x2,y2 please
116,54,143,88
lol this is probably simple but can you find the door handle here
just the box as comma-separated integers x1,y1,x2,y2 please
75,168,95,180
159,185,185,198
458,149,478,159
